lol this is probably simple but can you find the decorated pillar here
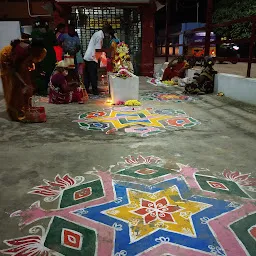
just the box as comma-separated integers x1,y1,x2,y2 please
140,4,156,77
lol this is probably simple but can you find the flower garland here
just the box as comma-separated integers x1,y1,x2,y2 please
115,69,132,79
113,42,134,73
125,100,141,106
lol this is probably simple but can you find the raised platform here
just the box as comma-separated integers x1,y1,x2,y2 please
186,69,256,105
214,73,256,105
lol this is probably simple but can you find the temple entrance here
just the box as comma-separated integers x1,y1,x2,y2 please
71,6,142,75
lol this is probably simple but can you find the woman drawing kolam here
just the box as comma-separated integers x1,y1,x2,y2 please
48,60,87,104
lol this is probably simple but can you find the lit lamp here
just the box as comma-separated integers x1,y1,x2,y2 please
28,63,35,71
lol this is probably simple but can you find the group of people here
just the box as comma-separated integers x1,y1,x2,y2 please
53,22,122,96
161,55,217,94
49,23,86,104
31,20,86,104
29,19,120,100
0,18,216,123
40,21,118,100
83,24,119,95
0,19,119,122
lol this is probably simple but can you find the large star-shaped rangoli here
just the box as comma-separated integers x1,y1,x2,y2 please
75,177,236,255
104,186,209,242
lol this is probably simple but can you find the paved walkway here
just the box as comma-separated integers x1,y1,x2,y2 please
0,79,256,256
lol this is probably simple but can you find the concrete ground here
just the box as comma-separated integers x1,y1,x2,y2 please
0,78,256,255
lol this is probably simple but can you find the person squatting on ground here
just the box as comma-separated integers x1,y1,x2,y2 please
83,24,112,95
0,39,47,122
162,56,189,81
184,56,217,94
48,60,87,104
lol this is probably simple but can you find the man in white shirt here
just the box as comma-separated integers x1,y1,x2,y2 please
84,24,112,95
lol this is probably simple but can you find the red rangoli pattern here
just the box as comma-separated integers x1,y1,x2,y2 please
133,198,181,224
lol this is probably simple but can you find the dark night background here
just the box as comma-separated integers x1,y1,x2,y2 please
155,0,254,58
155,0,208,31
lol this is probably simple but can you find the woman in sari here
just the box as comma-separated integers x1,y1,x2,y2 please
48,60,87,104
162,56,189,81
0,39,47,122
